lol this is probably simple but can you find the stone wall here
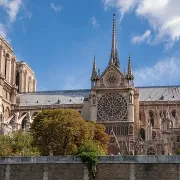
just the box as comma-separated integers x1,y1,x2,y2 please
0,156,180,180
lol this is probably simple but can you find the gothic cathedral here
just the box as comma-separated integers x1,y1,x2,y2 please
0,11,180,155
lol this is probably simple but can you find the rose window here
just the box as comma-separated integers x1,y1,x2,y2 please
97,93,127,121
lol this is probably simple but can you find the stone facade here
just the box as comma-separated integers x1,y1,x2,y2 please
0,156,180,180
0,36,36,134
0,12,180,156
16,61,36,93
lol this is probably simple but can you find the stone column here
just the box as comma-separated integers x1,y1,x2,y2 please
0,49,5,75
24,71,27,92
19,68,25,92
90,93,97,121
28,77,32,92
26,111,31,131
6,56,11,83
128,90,134,122
33,79,36,92
12,112,19,132
11,57,16,86
0,46,3,73
11,85,17,105
133,92,139,137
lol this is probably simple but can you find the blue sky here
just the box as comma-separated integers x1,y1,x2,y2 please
0,0,180,90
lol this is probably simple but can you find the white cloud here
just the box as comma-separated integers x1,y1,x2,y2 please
103,0,139,20
7,0,22,22
131,29,151,44
103,0,180,46
91,16,100,28
134,56,180,86
51,2,63,12
0,23,7,39
0,0,22,22
0,0,23,40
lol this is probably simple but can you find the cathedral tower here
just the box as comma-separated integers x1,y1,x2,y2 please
89,11,139,154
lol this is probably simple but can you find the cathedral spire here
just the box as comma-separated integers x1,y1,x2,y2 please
127,54,134,80
109,7,120,68
91,55,98,81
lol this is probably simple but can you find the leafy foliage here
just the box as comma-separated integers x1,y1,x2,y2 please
76,141,105,178
0,135,12,156
87,121,110,153
176,148,180,155
31,109,93,155
0,131,40,156
31,109,109,156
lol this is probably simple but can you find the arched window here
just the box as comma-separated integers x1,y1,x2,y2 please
151,118,154,127
139,111,142,121
140,128,145,140
149,110,154,127
172,110,176,119
149,110,153,117
129,125,133,135
21,112,27,129
4,107,10,120
21,118,27,129
16,71,20,92
5,54,9,79
159,110,166,118
152,131,156,139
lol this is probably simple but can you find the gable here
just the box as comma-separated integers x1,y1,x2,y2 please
98,64,126,88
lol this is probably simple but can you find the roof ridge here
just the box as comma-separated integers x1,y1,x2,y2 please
18,89,91,94
18,85,180,95
136,85,180,89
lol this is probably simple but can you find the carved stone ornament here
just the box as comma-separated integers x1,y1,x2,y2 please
97,93,128,121
4,85,11,93
20,66,27,73
105,72,119,86
0,72,5,79
92,95,96,105
0,78,4,86
129,93,133,103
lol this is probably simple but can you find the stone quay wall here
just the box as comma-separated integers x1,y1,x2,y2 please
0,156,180,180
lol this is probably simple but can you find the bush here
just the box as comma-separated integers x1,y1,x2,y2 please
75,141,105,178
0,131,40,156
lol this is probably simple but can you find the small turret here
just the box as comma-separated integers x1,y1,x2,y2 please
124,68,127,76
127,55,134,85
91,55,98,88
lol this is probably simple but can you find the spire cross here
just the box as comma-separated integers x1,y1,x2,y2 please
113,3,116,16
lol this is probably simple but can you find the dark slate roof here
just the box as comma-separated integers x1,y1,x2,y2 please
17,89,91,106
137,86,180,101
17,86,180,106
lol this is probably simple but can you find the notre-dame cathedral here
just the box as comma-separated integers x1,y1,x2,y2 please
0,11,180,155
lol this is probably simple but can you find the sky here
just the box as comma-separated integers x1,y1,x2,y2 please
0,0,180,91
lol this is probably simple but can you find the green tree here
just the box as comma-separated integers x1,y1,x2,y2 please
11,131,40,156
31,109,93,155
0,131,39,156
0,134,12,156
87,121,110,153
